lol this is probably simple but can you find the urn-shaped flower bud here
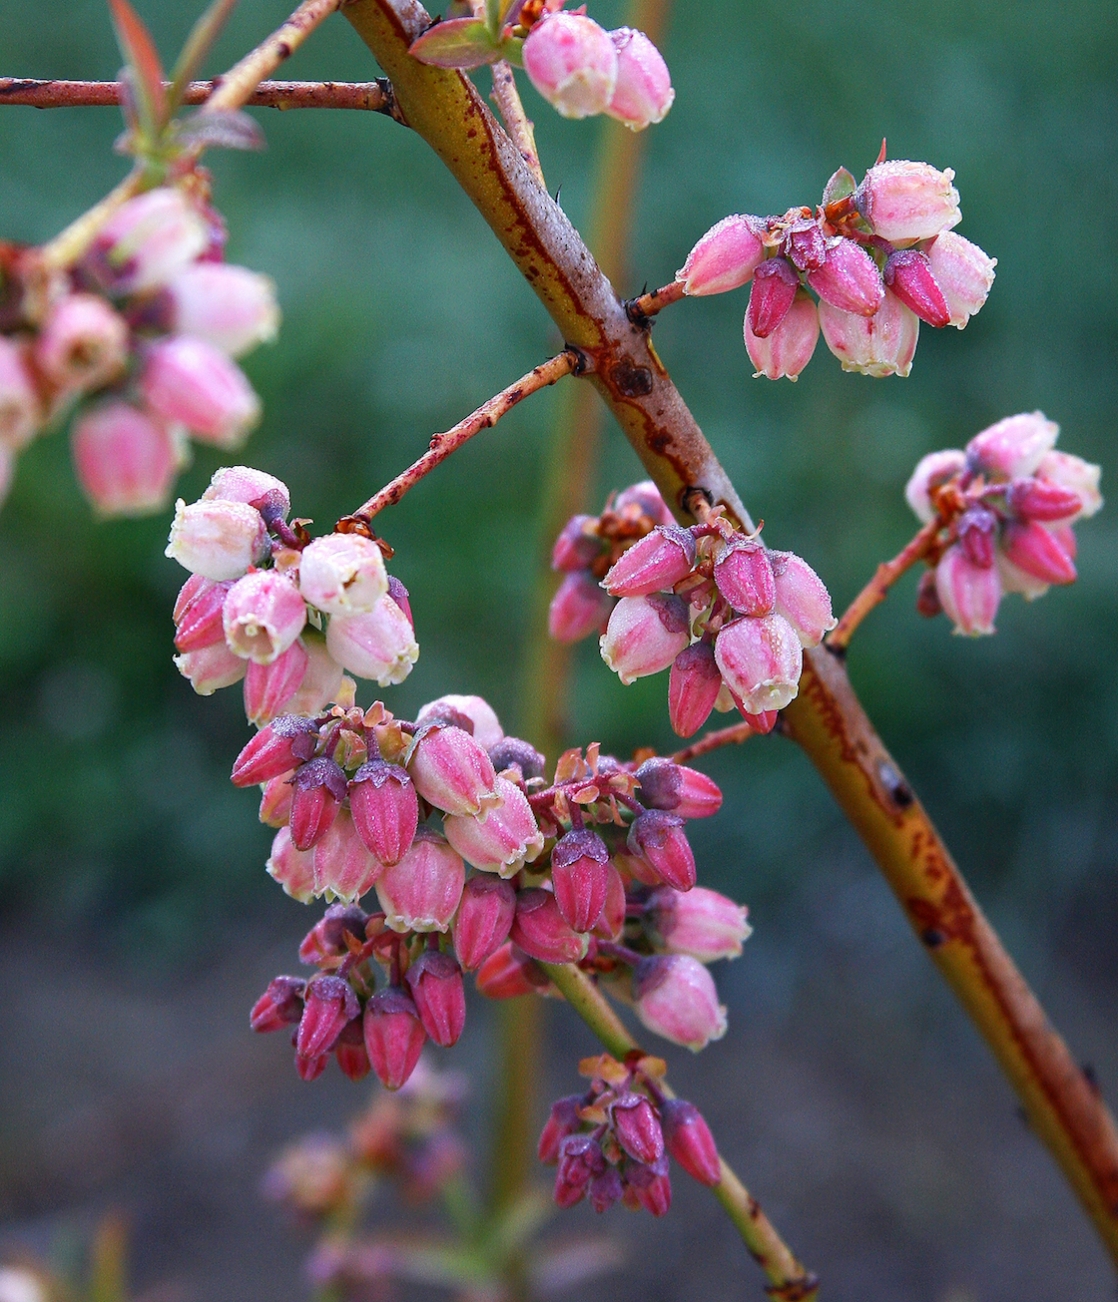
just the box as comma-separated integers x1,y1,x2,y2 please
71,402,178,517
475,941,549,998
552,515,602,572
376,829,465,933
966,412,1058,479
632,955,728,1051
348,760,419,866
958,505,998,569
406,727,499,820
510,888,590,963
334,1023,371,1082
713,538,775,616
283,632,346,717
250,974,306,1032
554,1134,606,1207
266,826,317,902
605,27,674,130
714,613,802,713
806,238,884,316
173,641,247,695
770,551,836,648
202,464,290,515
538,1095,584,1164
163,263,280,357
677,214,766,297
443,777,544,876
603,524,696,597
627,1158,672,1216
174,576,232,653
884,250,950,327
593,861,627,940
611,1093,664,1164
635,759,722,819
782,217,828,273
904,449,966,524
290,757,348,851
746,257,800,339
1006,476,1084,523
232,714,318,786
590,1165,625,1213
660,1098,721,1186
667,641,722,737
313,806,383,903
405,951,467,1047
1000,520,1077,585
745,288,819,381
326,596,419,686
260,772,295,828
89,187,208,293
925,231,996,328
855,160,961,243
819,289,920,377
297,975,359,1059
551,829,611,932
935,544,1002,635
244,639,309,726
35,293,129,392
299,533,389,617
166,497,267,580
522,13,618,119
647,885,751,961
453,875,518,970
417,694,504,749
1035,451,1103,521
488,737,547,782
140,336,260,447
363,988,427,1090
223,570,306,664
549,570,615,643
0,336,41,450
600,593,690,684
627,810,696,892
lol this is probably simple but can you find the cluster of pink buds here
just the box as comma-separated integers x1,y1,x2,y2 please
167,466,417,722
539,1052,721,1217
0,184,277,514
674,152,995,380
904,412,1102,635
549,480,835,735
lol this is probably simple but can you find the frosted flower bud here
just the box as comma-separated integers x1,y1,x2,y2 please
405,951,467,1047
714,613,803,713
855,160,961,244
678,215,766,297
627,810,696,892
408,724,501,817
376,828,466,933
646,885,751,961
661,1098,721,1187
611,1093,664,1164
884,250,950,328
782,216,828,273
173,641,247,695
326,595,419,685
0,336,42,451
593,861,626,940
1035,451,1103,521
904,449,966,524
140,336,260,447
175,577,233,653
634,758,722,819
349,759,419,867
223,570,306,664
202,465,290,515
925,231,996,329
231,713,318,787
551,514,601,571
935,544,1002,635
296,975,359,1059
453,875,517,971
770,551,836,648
554,1134,606,1208
806,238,884,317
88,187,207,293
1000,520,1077,586
71,402,178,517
488,736,547,782
244,639,309,725
35,293,128,392
1006,476,1085,523
605,27,674,130
283,631,345,717
819,289,920,377
522,13,618,119
163,263,280,357
549,570,614,642
668,641,722,737
266,825,316,903
313,806,383,903
443,776,544,876
417,694,504,749
958,505,998,569
299,533,388,617
603,523,696,597
745,257,799,339
966,412,1059,480
250,974,305,1032
551,828,611,932
290,756,347,851
745,289,819,381
600,593,690,685
713,537,775,616
475,940,548,998
259,771,294,827
510,888,590,963
632,954,727,1051
363,988,426,1091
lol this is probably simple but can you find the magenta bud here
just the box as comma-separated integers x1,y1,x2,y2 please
326,596,419,686
589,1165,625,1214
632,954,727,1051
934,544,1002,635
294,1052,328,1081
163,262,279,357
738,707,779,734
0,336,40,450
1036,451,1103,521
173,641,247,696
266,825,316,902
925,231,996,328
668,641,722,737
299,533,389,617
713,537,775,615
408,725,500,817
250,975,305,1032
223,570,307,665
1006,476,1083,522
967,411,1059,480
626,1158,672,1216
677,214,766,297
289,757,347,851
744,288,820,381
140,336,260,447
488,737,547,782
297,975,360,1059
444,776,544,876
714,613,803,714
855,160,961,244
244,638,309,726
313,806,383,904
405,950,467,1047
600,592,690,684
363,987,427,1090
259,771,294,827
611,1093,664,1164
299,904,369,964
807,237,884,317
36,293,128,393
884,250,950,327
232,714,319,787
627,811,696,892
549,570,615,643
1001,520,1077,585
539,1095,585,1164
510,888,590,963
554,1134,606,1208
348,760,419,866
647,885,751,961
819,288,920,377
475,941,549,998
592,861,627,941
661,1098,721,1186
781,216,827,273
746,257,800,339
603,524,696,597
376,829,465,933
71,401,178,517
605,26,674,130
174,577,233,653
522,12,618,119
551,829,611,932
904,449,967,524
958,505,998,569
453,875,517,970
635,758,722,819
335,1028,372,1081
416,693,504,748
552,515,602,572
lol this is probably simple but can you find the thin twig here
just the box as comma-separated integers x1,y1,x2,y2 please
671,719,755,764
489,62,544,189
627,278,685,323
0,77,396,114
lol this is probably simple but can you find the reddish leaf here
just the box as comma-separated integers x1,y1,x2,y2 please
409,18,500,69
108,0,167,131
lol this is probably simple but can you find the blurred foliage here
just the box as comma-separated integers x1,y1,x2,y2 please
0,0,1114,977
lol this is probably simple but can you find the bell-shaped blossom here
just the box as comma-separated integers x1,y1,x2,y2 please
551,828,611,932
405,951,467,1047
0,337,41,450
855,160,961,244
453,875,517,970
1001,520,1077,585
71,401,178,517
244,639,309,725
745,289,819,381
163,263,280,357
884,250,950,327
266,825,317,903
175,576,233,653
1035,451,1102,521
416,694,504,749
646,885,751,961
819,289,920,377
299,533,388,617
290,756,347,850
605,27,674,130
677,214,766,297
202,464,290,515
770,551,836,648
633,955,727,1051
746,257,799,338
35,293,129,392
925,231,996,328
363,988,426,1090
140,335,260,447
600,593,690,684
522,13,618,119
312,806,382,903
935,543,1002,635
510,888,589,963
904,449,966,524
549,570,614,642
408,724,501,817
348,759,419,866
376,829,465,933
326,594,419,685
223,569,306,664
443,776,544,876
806,238,884,316
166,496,268,580
603,523,696,597
283,632,346,717
661,1099,721,1187
174,641,247,695
713,538,775,616
88,187,208,293
714,613,802,714
966,412,1058,479
627,810,696,892
232,713,318,786
667,641,722,736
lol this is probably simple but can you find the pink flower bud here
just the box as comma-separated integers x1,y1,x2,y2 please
647,885,751,961
299,904,368,964
522,13,618,119
202,465,290,515
453,875,517,970
770,551,836,648
232,714,318,786
163,262,279,357
668,641,722,737
614,480,675,524
554,1134,606,1207
0,337,40,451
363,988,426,1090
966,411,1058,479
552,514,601,571
335,1023,371,1081
283,632,346,716
1000,520,1077,585
476,940,548,998
251,974,305,1032
297,975,359,1059
295,1052,328,1081
89,187,208,293
539,1095,584,1164
244,639,309,726
957,505,998,568
266,825,316,902
551,829,611,932
904,449,966,524
627,810,696,892
600,593,690,684
855,160,961,243
806,238,884,316
444,776,544,876
408,725,500,817
605,27,674,130
349,760,419,866
884,250,950,327
1006,476,1083,524
714,613,802,713
592,861,626,940
590,1165,625,1213
290,757,347,851
627,1158,672,1215
737,706,779,734
312,806,383,903
746,257,799,339
1035,451,1103,521
603,524,696,597
934,544,1002,635
174,577,232,652
744,288,819,381
510,887,590,963
388,575,413,628
223,570,306,664
612,1093,664,1164
376,829,465,933
635,758,722,818
632,954,727,1050
140,336,260,447
325,596,419,685
713,537,775,616
71,401,178,517
299,533,389,616
677,214,766,297
781,217,827,273
260,771,295,827
925,231,996,328
173,641,247,695
405,950,467,1047
416,694,504,749
819,288,920,377
165,496,268,580
661,1098,721,1186
549,570,615,642
35,293,128,392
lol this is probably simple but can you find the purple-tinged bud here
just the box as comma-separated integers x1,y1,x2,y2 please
0,336,41,450
284,632,346,717
958,505,998,568
88,187,208,293
260,771,294,827
806,237,884,317
904,449,966,524
334,1022,371,1081
600,593,690,684
417,694,504,749
611,1093,664,1164
714,613,803,713
326,596,419,686
166,496,268,580
554,1134,606,1207
549,570,615,642
552,515,601,572
444,777,544,876
476,941,549,998
140,336,260,447
313,807,383,903
522,13,618,119
363,988,427,1090
174,577,233,653
408,725,500,817
614,480,674,524
71,402,178,517
223,570,307,664
294,1052,328,1081
603,524,696,597
746,257,800,339
635,758,722,819
632,954,727,1051
488,737,547,782
589,1165,625,1213
915,568,943,618
647,885,751,961
405,950,467,1047
966,412,1059,480
297,975,360,1059
668,641,722,737
1006,476,1084,523
661,1099,721,1186
266,825,316,902
935,544,1002,635
202,465,290,515
250,974,305,1032
626,1156,672,1216
232,714,318,786
855,160,961,244
782,217,827,273
737,706,778,734
453,875,517,970
539,1096,584,1164
744,288,819,381
173,641,247,695
884,249,950,328
299,533,389,617
162,262,279,357
244,639,309,726
592,862,627,940
299,904,369,964
387,575,413,628
1000,520,1077,585
349,760,419,866
925,231,996,328
290,757,347,851
677,214,766,297
376,829,465,933
713,537,775,616
819,289,920,377
1035,451,1103,521
627,811,696,892
605,27,674,130
35,293,128,392
510,888,590,963
551,829,611,932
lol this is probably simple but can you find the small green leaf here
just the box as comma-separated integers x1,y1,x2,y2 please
409,18,500,69
485,0,503,40
498,33,524,67
107,0,167,136
167,0,241,117
822,166,856,207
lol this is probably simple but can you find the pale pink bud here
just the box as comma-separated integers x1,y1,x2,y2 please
746,257,799,339
297,975,359,1059
510,887,590,963
166,496,267,580
551,829,611,932
408,724,501,817
174,576,232,653
745,288,819,381
244,639,309,726
713,537,775,615
250,974,305,1032
163,262,279,357
958,505,998,568
173,641,246,695
627,810,696,892
904,449,966,524
661,1098,721,1186
71,401,178,517
605,27,674,130
522,13,618,119
232,714,318,786
549,570,614,642
819,289,920,377
667,641,722,737
966,412,1058,479
202,464,290,515
551,514,601,571
140,336,260,447
299,533,388,616
266,825,316,902
714,613,802,713
806,238,884,316
260,771,295,827
634,758,722,819
363,988,426,1090
996,552,1050,600
453,875,517,970
782,217,827,273
35,293,128,392
603,523,696,596
405,951,467,1047
632,954,727,1051
614,480,674,524
611,1093,664,1164
647,885,751,961
1000,520,1077,585
678,214,766,297
283,631,346,716
223,570,306,664
349,760,419,866
376,829,465,933
539,1095,584,1164
600,593,690,684
934,544,1002,635
1035,450,1103,521
475,940,548,998
443,776,544,876
855,160,961,244
1007,476,1085,523
290,756,347,851
884,250,950,328
89,187,208,293
313,805,383,903
770,551,836,648
417,694,504,749
0,337,40,451
925,231,996,329
325,595,419,685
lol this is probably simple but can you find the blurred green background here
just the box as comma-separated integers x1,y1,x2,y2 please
0,0,1114,1297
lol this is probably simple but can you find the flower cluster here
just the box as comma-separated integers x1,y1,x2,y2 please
904,412,1102,635
675,154,996,380
167,466,417,723
539,1053,722,1217
549,480,835,735
0,185,277,513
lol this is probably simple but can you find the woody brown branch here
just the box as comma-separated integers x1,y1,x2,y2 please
0,77,397,114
